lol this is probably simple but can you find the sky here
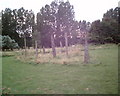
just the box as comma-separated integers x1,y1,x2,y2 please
0,0,119,22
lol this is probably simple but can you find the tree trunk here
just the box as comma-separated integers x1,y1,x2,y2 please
24,37,27,56
60,41,63,53
35,40,38,61
65,32,68,57
33,39,35,49
84,32,89,63
39,45,42,53
43,46,45,53
51,34,56,57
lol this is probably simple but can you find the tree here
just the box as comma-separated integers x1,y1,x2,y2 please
2,35,19,51
49,1,59,57
36,7,48,53
90,7,120,44
16,7,35,55
37,3,58,57
79,20,90,63
32,24,39,61
102,7,119,43
36,1,75,57
0,35,2,50
89,20,105,44
70,20,80,45
2,8,23,48
0,11,2,35
57,1,75,57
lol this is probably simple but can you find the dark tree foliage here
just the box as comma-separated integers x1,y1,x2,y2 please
2,8,35,48
2,8,23,47
1,1,119,52
90,7,120,44
16,7,35,48
36,0,75,48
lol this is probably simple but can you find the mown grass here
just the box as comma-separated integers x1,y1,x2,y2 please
2,44,118,94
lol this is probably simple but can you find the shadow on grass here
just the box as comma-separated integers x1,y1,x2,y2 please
2,55,14,57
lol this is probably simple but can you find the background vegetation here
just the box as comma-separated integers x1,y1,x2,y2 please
0,0,119,94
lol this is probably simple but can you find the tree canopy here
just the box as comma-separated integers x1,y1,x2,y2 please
90,7,119,44
1,1,119,50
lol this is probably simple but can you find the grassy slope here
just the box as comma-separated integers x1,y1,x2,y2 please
2,44,118,94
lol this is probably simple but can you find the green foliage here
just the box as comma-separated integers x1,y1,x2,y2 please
1,4,119,49
36,1,75,47
2,8,35,48
2,35,19,50
2,8,23,48
90,7,120,44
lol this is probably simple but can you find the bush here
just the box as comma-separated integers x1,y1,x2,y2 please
1,35,19,51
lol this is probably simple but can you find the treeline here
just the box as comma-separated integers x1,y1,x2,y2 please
90,7,119,44
1,0,120,51
1,7,34,48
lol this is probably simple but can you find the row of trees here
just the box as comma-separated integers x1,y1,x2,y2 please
1,0,119,62
35,1,91,60
2,7,34,48
36,1,76,57
90,7,119,44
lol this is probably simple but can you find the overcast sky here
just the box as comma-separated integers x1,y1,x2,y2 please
0,0,119,22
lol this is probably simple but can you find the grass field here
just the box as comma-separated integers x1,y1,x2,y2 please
2,44,118,94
